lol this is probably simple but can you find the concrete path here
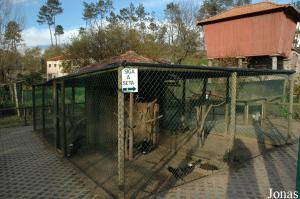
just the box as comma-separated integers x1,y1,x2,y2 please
157,142,298,199
0,126,108,199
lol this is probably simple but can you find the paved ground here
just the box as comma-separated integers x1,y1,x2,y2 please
0,126,298,199
0,126,107,199
157,142,298,199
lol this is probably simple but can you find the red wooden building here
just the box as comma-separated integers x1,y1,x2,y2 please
197,2,300,69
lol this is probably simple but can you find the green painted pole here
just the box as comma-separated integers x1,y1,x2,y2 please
287,74,294,143
42,85,46,137
32,85,36,131
61,81,67,157
296,137,300,192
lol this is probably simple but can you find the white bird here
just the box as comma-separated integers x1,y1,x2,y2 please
252,112,261,121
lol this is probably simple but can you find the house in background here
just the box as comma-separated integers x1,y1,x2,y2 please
46,55,68,80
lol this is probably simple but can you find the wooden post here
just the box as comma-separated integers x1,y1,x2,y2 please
271,56,278,70
32,85,36,131
225,77,230,136
238,57,243,68
153,104,159,146
61,81,67,157
42,85,46,137
287,74,295,143
208,59,213,67
228,72,237,162
244,103,249,125
118,67,125,199
13,83,20,117
128,93,134,160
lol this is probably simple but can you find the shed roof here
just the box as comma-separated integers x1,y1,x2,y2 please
79,51,162,73
34,61,295,87
197,2,300,26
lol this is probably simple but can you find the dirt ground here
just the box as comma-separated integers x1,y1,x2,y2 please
69,116,300,199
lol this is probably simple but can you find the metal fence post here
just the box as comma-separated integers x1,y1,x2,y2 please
32,85,36,131
42,85,46,137
61,80,67,157
53,80,60,149
118,67,125,199
24,107,27,126
228,72,237,162
287,74,294,143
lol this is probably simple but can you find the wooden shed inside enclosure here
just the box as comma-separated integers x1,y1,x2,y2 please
197,2,300,69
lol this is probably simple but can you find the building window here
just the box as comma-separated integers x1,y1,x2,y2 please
54,64,57,67
48,64,51,67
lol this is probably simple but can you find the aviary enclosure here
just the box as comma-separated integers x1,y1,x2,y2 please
33,62,295,199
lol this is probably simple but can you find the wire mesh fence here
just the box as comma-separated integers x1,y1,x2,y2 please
0,83,33,129
32,63,296,198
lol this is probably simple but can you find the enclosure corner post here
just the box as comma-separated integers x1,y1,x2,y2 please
32,85,36,131
61,80,67,157
118,67,125,199
42,85,46,137
287,74,295,143
228,72,237,162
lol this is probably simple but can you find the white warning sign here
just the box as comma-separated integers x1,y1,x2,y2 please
122,68,138,93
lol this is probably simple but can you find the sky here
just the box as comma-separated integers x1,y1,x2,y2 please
14,0,292,47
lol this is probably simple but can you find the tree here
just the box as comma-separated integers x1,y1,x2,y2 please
96,0,113,29
55,25,64,46
4,21,22,52
198,0,251,20
83,2,97,28
37,5,54,46
37,0,63,46
47,0,63,46
21,47,43,73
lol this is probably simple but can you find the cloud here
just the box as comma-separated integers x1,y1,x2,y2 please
22,27,79,47
11,0,38,4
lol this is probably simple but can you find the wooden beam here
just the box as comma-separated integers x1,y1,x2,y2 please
118,67,125,199
128,93,134,160
228,72,237,162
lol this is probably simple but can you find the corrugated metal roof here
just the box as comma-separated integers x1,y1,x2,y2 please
197,2,300,25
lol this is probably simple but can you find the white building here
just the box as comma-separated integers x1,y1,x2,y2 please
46,56,68,80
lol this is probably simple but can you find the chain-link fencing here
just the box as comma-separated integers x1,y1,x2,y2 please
32,63,296,198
